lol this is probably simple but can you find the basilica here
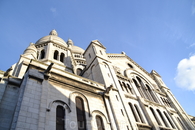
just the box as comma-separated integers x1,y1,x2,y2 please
0,30,194,130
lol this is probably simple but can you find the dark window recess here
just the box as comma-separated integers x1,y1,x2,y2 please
76,97,86,130
56,106,65,130
54,50,58,60
40,50,45,59
96,116,105,130
60,53,65,62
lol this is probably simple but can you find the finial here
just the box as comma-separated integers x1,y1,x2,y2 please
49,29,58,36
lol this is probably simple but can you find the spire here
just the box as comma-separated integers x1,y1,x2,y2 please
49,29,58,36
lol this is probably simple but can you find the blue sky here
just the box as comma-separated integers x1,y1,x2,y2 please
0,0,195,116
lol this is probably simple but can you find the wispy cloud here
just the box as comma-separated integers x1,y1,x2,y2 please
189,43,195,48
174,55,195,91
50,7,57,13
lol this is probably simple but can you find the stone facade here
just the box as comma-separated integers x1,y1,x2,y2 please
0,30,194,130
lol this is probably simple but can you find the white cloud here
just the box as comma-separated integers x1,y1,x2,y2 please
50,7,57,13
175,55,195,91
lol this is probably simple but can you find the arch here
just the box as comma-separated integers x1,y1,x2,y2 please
54,50,59,60
47,100,71,112
40,49,45,59
92,110,109,124
69,92,91,117
150,107,161,125
96,115,105,130
60,53,65,62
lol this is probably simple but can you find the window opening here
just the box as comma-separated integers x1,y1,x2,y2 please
40,49,45,59
134,105,145,123
76,97,86,130
129,103,139,122
157,109,168,127
56,106,65,130
54,50,59,60
96,116,105,130
150,107,161,125
164,112,175,128
60,53,65,62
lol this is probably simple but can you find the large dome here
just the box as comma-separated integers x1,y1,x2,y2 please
71,45,85,54
35,30,67,47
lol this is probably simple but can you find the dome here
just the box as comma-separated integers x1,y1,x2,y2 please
71,45,85,54
35,30,67,47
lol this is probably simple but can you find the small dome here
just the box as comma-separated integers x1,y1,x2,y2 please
35,30,67,47
49,29,58,36
71,45,85,54
67,39,74,46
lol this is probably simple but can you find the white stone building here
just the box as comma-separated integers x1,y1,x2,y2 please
0,30,194,130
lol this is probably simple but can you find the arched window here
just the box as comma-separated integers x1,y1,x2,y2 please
157,109,169,127
123,82,129,93
129,103,139,122
54,50,59,60
76,97,86,130
134,104,145,123
163,112,175,128
150,107,161,125
127,84,134,94
40,49,45,59
133,79,145,97
177,117,186,130
136,77,147,99
145,84,156,102
96,116,105,130
119,81,124,91
56,106,65,130
60,53,65,62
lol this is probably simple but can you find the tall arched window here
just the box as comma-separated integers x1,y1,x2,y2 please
177,117,186,130
96,116,105,130
54,50,59,60
150,107,161,125
127,84,134,94
157,109,169,127
134,104,145,123
76,97,86,130
163,112,175,128
56,106,65,130
119,81,124,91
137,77,148,99
129,103,139,122
60,53,65,62
145,84,156,102
133,79,145,97
122,82,129,93
40,49,45,59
